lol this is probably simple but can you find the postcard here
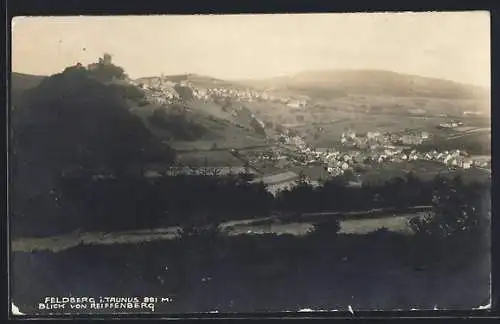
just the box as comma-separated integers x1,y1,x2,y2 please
10,12,491,316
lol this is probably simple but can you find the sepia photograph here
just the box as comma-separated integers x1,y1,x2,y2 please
9,12,491,316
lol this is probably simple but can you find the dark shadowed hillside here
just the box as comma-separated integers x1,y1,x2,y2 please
241,69,489,100
10,73,47,106
11,72,46,91
11,64,176,237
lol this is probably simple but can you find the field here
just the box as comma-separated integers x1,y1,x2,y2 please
446,127,491,140
298,115,452,147
294,115,490,151
128,96,269,153
175,150,245,167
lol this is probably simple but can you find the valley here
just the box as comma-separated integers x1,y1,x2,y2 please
9,13,492,316
10,63,491,315
109,71,491,194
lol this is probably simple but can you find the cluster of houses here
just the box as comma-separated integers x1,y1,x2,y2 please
438,120,463,129
273,128,490,179
304,144,487,174
130,76,309,108
190,84,308,108
279,134,307,149
140,139,489,196
340,130,430,148
132,78,180,104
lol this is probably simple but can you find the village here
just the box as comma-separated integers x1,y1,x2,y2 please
128,76,490,197
238,127,491,196
132,76,309,109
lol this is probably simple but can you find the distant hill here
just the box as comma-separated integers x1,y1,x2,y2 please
11,72,46,91
239,69,489,100
10,72,47,106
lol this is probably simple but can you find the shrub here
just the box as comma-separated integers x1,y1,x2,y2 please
407,176,490,266
409,177,487,240
308,219,341,239
176,213,223,253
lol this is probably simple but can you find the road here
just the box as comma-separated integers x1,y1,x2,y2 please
11,206,431,253
446,127,491,140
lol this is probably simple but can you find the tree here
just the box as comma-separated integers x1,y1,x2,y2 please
409,174,486,239
309,219,341,240
176,210,223,255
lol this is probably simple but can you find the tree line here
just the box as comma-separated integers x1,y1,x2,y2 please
11,168,490,238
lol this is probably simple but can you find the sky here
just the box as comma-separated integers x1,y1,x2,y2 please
11,12,490,87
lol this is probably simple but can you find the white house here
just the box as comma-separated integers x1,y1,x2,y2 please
384,149,394,156
463,159,473,169
367,131,381,140
443,155,452,165
287,100,304,109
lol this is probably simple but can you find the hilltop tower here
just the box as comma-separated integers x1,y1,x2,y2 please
103,53,112,65
97,53,113,65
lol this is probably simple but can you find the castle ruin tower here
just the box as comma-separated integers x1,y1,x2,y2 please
102,53,112,65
